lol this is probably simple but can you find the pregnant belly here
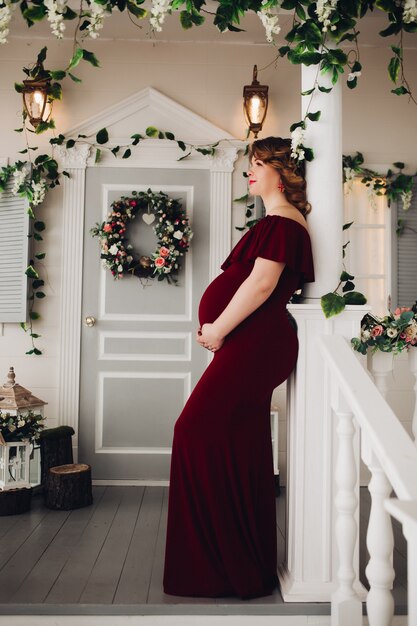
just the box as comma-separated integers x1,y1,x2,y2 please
198,263,253,326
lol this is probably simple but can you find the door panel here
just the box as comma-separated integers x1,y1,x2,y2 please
79,167,210,480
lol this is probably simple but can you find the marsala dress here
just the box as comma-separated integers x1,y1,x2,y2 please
163,214,315,599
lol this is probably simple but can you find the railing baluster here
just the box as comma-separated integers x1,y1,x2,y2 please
331,387,362,626
361,432,395,626
369,351,393,401
408,348,417,444
407,525,417,624
385,498,417,626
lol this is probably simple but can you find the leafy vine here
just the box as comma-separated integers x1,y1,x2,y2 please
1,0,416,350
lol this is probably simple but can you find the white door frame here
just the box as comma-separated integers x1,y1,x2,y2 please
56,139,242,459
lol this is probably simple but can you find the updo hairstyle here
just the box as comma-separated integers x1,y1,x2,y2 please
248,136,312,217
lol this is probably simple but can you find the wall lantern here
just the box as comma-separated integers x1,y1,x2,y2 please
243,65,269,138
22,72,52,129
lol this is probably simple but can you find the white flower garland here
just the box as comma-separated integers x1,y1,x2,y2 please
11,166,47,207
343,166,356,193
257,0,281,43
366,177,378,210
44,0,67,38
290,126,306,162
32,180,47,206
86,0,109,39
343,166,414,212
0,0,15,45
347,70,362,82
401,189,413,211
315,0,338,32
149,0,171,32
403,0,417,23
12,168,27,195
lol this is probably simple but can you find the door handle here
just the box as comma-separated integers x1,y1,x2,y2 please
85,316,96,327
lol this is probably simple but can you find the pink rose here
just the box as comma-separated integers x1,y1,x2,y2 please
394,306,411,318
371,325,384,337
103,224,112,233
159,247,169,258
155,257,165,268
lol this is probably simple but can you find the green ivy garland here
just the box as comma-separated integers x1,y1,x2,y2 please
0,2,416,351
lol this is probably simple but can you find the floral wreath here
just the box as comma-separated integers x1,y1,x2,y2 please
90,189,193,283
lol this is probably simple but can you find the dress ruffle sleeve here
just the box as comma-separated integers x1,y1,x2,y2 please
221,215,315,289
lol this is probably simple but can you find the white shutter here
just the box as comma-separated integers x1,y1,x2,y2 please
0,181,30,322
396,180,417,308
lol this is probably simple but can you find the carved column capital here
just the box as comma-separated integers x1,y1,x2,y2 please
210,146,240,172
56,143,91,169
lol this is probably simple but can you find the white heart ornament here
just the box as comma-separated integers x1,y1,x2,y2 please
142,213,155,225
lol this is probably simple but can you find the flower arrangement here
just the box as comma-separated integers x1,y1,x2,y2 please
351,302,417,355
90,189,193,283
0,409,46,444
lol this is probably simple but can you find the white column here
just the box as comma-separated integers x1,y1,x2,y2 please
301,45,343,299
56,145,90,461
280,51,368,601
209,147,239,281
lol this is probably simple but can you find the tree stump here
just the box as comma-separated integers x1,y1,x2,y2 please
44,464,93,510
39,426,75,487
0,488,32,516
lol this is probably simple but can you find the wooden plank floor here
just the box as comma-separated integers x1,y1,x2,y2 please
0,486,407,616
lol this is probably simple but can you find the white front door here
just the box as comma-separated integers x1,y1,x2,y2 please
79,166,211,481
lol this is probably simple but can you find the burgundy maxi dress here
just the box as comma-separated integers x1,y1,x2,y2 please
163,214,315,599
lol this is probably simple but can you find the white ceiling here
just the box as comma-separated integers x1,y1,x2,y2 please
8,4,417,48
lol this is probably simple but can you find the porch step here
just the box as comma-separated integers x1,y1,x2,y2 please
0,615,410,626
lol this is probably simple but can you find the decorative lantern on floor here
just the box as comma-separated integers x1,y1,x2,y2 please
0,367,47,491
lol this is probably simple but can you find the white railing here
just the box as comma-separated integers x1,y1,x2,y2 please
318,334,417,626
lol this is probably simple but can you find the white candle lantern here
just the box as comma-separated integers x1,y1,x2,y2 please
0,367,47,491
0,442,32,490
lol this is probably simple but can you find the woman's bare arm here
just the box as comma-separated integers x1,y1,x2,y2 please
197,257,286,350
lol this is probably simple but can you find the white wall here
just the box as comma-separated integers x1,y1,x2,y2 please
0,33,416,484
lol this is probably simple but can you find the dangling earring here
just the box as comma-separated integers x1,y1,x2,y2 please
278,181,285,192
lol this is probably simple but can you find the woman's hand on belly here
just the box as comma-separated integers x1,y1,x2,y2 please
196,323,225,353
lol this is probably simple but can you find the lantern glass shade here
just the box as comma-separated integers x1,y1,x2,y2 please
243,65,269,138
22,78,52,128
0,442,31,490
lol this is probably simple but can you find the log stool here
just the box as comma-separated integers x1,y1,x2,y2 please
44,463,93,510
0,488,32,516
39,426,75,487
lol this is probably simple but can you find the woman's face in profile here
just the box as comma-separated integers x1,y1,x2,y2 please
247,157,281,197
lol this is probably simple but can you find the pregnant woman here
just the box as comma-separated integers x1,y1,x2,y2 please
163,136,315,600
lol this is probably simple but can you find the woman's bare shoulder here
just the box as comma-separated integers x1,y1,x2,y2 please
277,207,309,231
